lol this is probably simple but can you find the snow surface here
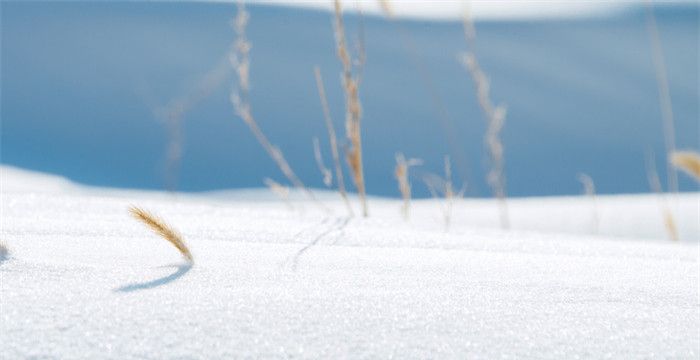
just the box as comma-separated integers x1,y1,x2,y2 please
1,165,699,358
244,0,691,21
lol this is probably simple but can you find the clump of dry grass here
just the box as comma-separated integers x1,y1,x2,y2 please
394,153,422,220
459,43,509,229
230,2,320,207
670,151,700,182
333,0,368,217
645,154,678,241
129,206,193,262
314,66,354,216
577,173,599,235
424,156,465,232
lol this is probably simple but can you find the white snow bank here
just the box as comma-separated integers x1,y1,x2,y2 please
1,165,698,358
240,0,693,21
5,166,696,242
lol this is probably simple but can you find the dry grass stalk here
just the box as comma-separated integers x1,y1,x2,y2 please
129,206,193,262
577,173,599,235
459,11,509,229
334,0,368,217
646,1,678,193
461,3,476,43
264,178,293,210
312,137,333,187
394,153,422,220
230,2,321,207
646,154,679,241
314,67,354,216
424,156,466,231
670,151,700,182
158,58,231,192
459,52,509,229
442,156,466,231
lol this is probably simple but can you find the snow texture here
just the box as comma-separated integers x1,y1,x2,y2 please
1,166,698,358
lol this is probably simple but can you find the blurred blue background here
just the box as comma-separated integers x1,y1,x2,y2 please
1,1,698,197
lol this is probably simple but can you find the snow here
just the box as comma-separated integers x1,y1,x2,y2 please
1,165,699,358
243,0,690,21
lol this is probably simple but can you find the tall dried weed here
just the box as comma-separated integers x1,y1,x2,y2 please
230,2,320,207
333,0,368,217
314,66,354,216
459,14,509,229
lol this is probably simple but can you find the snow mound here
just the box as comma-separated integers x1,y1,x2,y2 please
1,166,698,358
